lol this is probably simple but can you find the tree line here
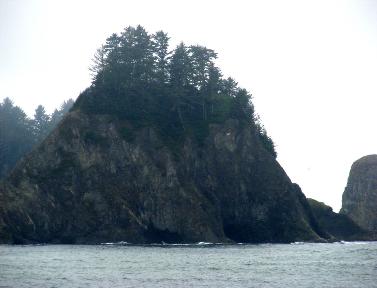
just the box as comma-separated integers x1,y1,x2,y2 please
0,98,74,178
75,25,276,157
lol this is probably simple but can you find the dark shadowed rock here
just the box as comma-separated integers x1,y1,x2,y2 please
0,111,328,244
308,198,374,241
341,155,377,233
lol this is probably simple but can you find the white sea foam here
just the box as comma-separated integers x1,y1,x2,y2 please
339,241,372,245
101,241,129,245
197,242,213,245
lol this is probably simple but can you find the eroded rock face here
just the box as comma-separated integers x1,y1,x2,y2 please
308,199,370,241
341,155,377,232
0,111,327,244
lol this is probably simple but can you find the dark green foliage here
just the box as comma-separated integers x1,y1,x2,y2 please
254,114,277,158
76,25,276,156
152,31,170,83
118,125,135,143
259,133,277,158
256,124,277,158
0,98,34,178
84,131,107,146
49,99,74,131
0,98,74,179
32,105,50,142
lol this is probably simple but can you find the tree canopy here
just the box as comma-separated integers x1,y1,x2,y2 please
76,25,276,157
0,98,74,178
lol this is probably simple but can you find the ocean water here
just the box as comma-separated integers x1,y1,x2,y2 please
0,242,376,288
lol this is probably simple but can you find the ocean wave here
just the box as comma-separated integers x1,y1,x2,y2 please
339,241,373,245
100,241,129,245
196,242,214,245
100,241,231,247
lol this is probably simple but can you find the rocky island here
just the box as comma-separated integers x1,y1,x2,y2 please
0,26,373,244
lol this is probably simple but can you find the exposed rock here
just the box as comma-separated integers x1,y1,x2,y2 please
308,198,372,241
0,111,329,244
341,155,377,233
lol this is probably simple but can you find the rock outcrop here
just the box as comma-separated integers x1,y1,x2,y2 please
341,155,377,233
308,198,371,241
0,110,328,244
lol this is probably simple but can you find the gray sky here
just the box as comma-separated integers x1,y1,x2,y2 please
1,0,377,211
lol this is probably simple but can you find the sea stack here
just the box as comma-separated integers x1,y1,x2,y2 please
341,155,377,232
0,25,328,244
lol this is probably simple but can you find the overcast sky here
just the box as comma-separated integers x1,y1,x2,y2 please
1,0,377,211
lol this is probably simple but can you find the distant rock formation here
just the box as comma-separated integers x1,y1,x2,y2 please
341,155,377,232
308,199,371,241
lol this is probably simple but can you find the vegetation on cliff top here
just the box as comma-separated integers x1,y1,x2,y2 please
0,98,74,178
74,25,276,156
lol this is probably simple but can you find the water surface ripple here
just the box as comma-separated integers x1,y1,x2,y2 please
0,242,376,287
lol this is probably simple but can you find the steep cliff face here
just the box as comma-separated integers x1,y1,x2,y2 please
341,155,377,232
0,110,327,244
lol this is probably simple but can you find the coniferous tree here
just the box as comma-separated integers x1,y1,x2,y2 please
152,31,170,83
89,45,107,84
0,98,75,178
189,45,217,89
78,25,276,156
168,42,194,128
117,26,154,85
255,120,277,158
221,77,238,98
102,33,122,91
188,45,217,120
232,88,254,120
33,105,50,142
60,99,74,114
49,99,74,132
0,98,34,178
204,63,222,115
169,42,192,87
104,33,121,66
0,98,73,179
